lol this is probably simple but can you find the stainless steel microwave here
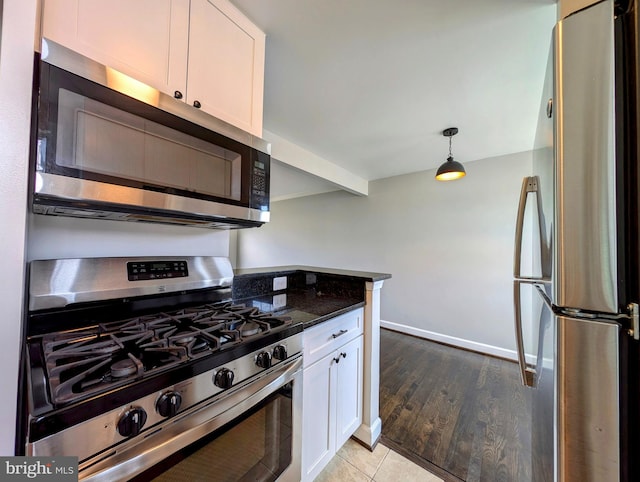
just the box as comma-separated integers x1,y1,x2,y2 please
31,39,270,229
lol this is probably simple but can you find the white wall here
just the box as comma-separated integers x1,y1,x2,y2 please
0,0,37,455
237,150,533,358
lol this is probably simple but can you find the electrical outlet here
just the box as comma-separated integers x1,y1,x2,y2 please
273,276,287,291
273,294,287,309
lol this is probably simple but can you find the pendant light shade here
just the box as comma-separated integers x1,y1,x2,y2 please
435,127,466,181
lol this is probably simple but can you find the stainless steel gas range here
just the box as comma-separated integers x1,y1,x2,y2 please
19,256,302,481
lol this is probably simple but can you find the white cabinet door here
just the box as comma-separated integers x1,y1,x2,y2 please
335,335,363,449
301,330,364,481
187,0,265,136
42,0,265,136
42,0,190,97
302,354,335,482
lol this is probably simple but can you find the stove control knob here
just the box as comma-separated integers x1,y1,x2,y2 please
273,345,287,361
256,351,272,368
117,407,147,438
214,368,234,389
156,391,182,418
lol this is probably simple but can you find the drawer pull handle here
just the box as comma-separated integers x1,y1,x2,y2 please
332,330,348,339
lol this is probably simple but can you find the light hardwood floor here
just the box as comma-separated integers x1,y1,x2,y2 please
378,329,532,482
316,329,531,482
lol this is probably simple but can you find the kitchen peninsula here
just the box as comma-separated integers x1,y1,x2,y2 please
233,266,391,480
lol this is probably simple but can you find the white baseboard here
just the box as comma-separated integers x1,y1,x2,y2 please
353,417,382,450
380,320,520,362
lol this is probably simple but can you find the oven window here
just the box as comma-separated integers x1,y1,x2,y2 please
133,383,293,482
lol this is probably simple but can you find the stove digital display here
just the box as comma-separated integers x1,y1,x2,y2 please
127,261,189,281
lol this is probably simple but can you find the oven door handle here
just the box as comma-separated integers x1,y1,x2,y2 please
80,356,303,482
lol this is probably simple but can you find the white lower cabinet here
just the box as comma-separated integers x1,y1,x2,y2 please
301,349,334,479
335,336,363,448
301,309,364,481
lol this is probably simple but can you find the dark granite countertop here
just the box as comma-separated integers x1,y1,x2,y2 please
234,265,391,283
232,266,389,329
235,289,365,329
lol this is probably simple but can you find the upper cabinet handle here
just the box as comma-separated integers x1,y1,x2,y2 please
174,91,183,99
193,100,201,109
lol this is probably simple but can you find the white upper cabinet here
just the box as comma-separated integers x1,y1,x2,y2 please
188,0,265,136
42,0,190,98
42,0,265,137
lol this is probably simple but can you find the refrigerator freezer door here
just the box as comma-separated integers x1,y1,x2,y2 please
513,280,552,387
555,0,618,313
513,281,555,481
557,315,620,482
531,284,555,482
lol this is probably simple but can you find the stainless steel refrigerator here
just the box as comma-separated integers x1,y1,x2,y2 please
513,1,640,481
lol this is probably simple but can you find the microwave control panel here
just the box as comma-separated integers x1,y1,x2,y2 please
252,161,267,195
250,152,270,211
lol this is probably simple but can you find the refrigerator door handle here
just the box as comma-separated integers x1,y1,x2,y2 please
534,283,553,310
513,279,539,387
514,176,536,278
513,176,549,282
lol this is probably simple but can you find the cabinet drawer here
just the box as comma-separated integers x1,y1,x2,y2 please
303,308,363,367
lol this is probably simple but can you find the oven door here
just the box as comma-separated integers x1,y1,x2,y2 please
80,357,302,482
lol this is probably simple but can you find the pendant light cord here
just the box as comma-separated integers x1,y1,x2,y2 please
449,135,453,159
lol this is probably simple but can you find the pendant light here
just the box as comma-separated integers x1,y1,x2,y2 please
435,127,466,181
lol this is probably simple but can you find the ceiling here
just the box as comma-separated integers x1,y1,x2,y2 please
230,0,557,198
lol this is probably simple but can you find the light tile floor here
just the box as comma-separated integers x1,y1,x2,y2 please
315,439,444,482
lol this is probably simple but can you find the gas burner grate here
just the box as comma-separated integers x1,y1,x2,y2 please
40,301,292,405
